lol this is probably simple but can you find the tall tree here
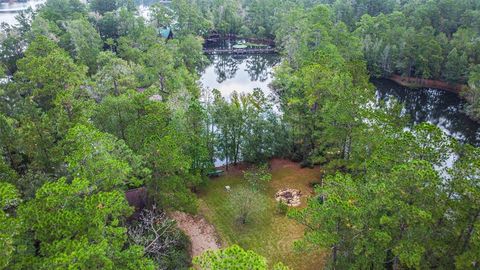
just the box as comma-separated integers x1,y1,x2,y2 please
444,48,469,83
14,178,155,269
66,17,103,74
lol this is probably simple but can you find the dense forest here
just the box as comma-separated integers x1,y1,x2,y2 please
0,0,479,269
150,0,480,119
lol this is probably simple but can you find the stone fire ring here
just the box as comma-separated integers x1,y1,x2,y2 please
275,188,302,207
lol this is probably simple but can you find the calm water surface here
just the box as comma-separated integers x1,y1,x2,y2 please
200,51,480,147
374,79,480,146
200,38,279,98
200,53,279,98
0,0,46,25
0,0,155,26
3,4,478,146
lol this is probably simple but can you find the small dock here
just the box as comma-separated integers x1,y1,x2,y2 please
203,48,277,55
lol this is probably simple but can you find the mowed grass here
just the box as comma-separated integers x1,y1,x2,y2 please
198,159,326,270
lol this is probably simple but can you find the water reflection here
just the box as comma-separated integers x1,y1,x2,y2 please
374,79,480,146
210,54,242,83
201,57,480,147
245,54,279,82
0,0,45,25
200,53,280,98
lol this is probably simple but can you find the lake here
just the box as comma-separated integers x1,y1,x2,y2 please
0,0,154,26
200,49,480,147
200,53,280,98
0,0,46,25
3,3,478,147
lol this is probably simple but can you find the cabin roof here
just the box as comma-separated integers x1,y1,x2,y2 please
159,27,172,39
125,187,147,211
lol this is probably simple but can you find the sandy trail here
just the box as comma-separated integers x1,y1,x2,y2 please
170,211,222,257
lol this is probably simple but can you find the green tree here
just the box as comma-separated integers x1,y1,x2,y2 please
15,178,155,269
229,186,267,225
243,164,271,192
93,92,139,141
463,65,480,120
194,245,266,269
39,0,86,24
0,24,28,75
63,124,146,191
94,51,138,97
0,114,22,173
149,3,174,29
18,105,62,173
444,48,469,83
171,0,213,36
448,144,480,269
211,0,242,35
168,35,209,73
0,182,21,269
142,130,199,213
90,0,118,14
66,17,103,74
193,245,289,269
14,36,86,111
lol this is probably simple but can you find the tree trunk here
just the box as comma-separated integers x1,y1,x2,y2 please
461,210,480,252
113,79,119,96
224,132,229,171
392,256,400,270
332,220,340,268
117,108,126,141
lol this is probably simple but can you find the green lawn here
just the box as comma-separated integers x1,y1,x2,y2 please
198,159,326,270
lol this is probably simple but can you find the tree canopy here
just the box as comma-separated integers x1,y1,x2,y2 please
1,0,480,269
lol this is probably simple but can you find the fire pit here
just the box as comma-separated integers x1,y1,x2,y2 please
275,188,302,207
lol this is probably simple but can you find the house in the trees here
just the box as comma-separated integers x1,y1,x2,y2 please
125,187,147,218
158,27,173,39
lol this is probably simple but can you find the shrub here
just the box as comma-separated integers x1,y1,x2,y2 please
244,164,271,191
299,159,314,168
276,201,288,215
229,186,267,225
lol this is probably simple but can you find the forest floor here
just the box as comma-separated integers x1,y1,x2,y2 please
198,159,327,270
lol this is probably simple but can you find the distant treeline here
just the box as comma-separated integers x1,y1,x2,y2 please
165,0,480,120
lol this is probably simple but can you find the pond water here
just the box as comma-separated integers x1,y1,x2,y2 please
374,79,480,146
200,38,280,99
3,2,479,147
200,53,280,98
0,0,46,25
199,47,480,147
0,0,156,26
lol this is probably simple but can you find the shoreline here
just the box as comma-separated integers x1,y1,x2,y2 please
204,34,275,46
387,74,466,94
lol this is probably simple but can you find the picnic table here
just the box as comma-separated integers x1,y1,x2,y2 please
207,169,224,177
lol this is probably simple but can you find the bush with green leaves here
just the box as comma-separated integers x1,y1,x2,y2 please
243,164,271,192
229,186,267,225
193,245,289,270
276,200,288,216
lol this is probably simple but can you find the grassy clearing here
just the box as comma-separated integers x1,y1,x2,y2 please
198,159,326,270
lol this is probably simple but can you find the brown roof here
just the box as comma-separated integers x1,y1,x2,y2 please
125,187,147,212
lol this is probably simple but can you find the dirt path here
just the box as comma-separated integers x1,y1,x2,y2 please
170,211,222,257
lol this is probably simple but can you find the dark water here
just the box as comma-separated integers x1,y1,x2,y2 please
374,79,480,146
200,44,480,147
